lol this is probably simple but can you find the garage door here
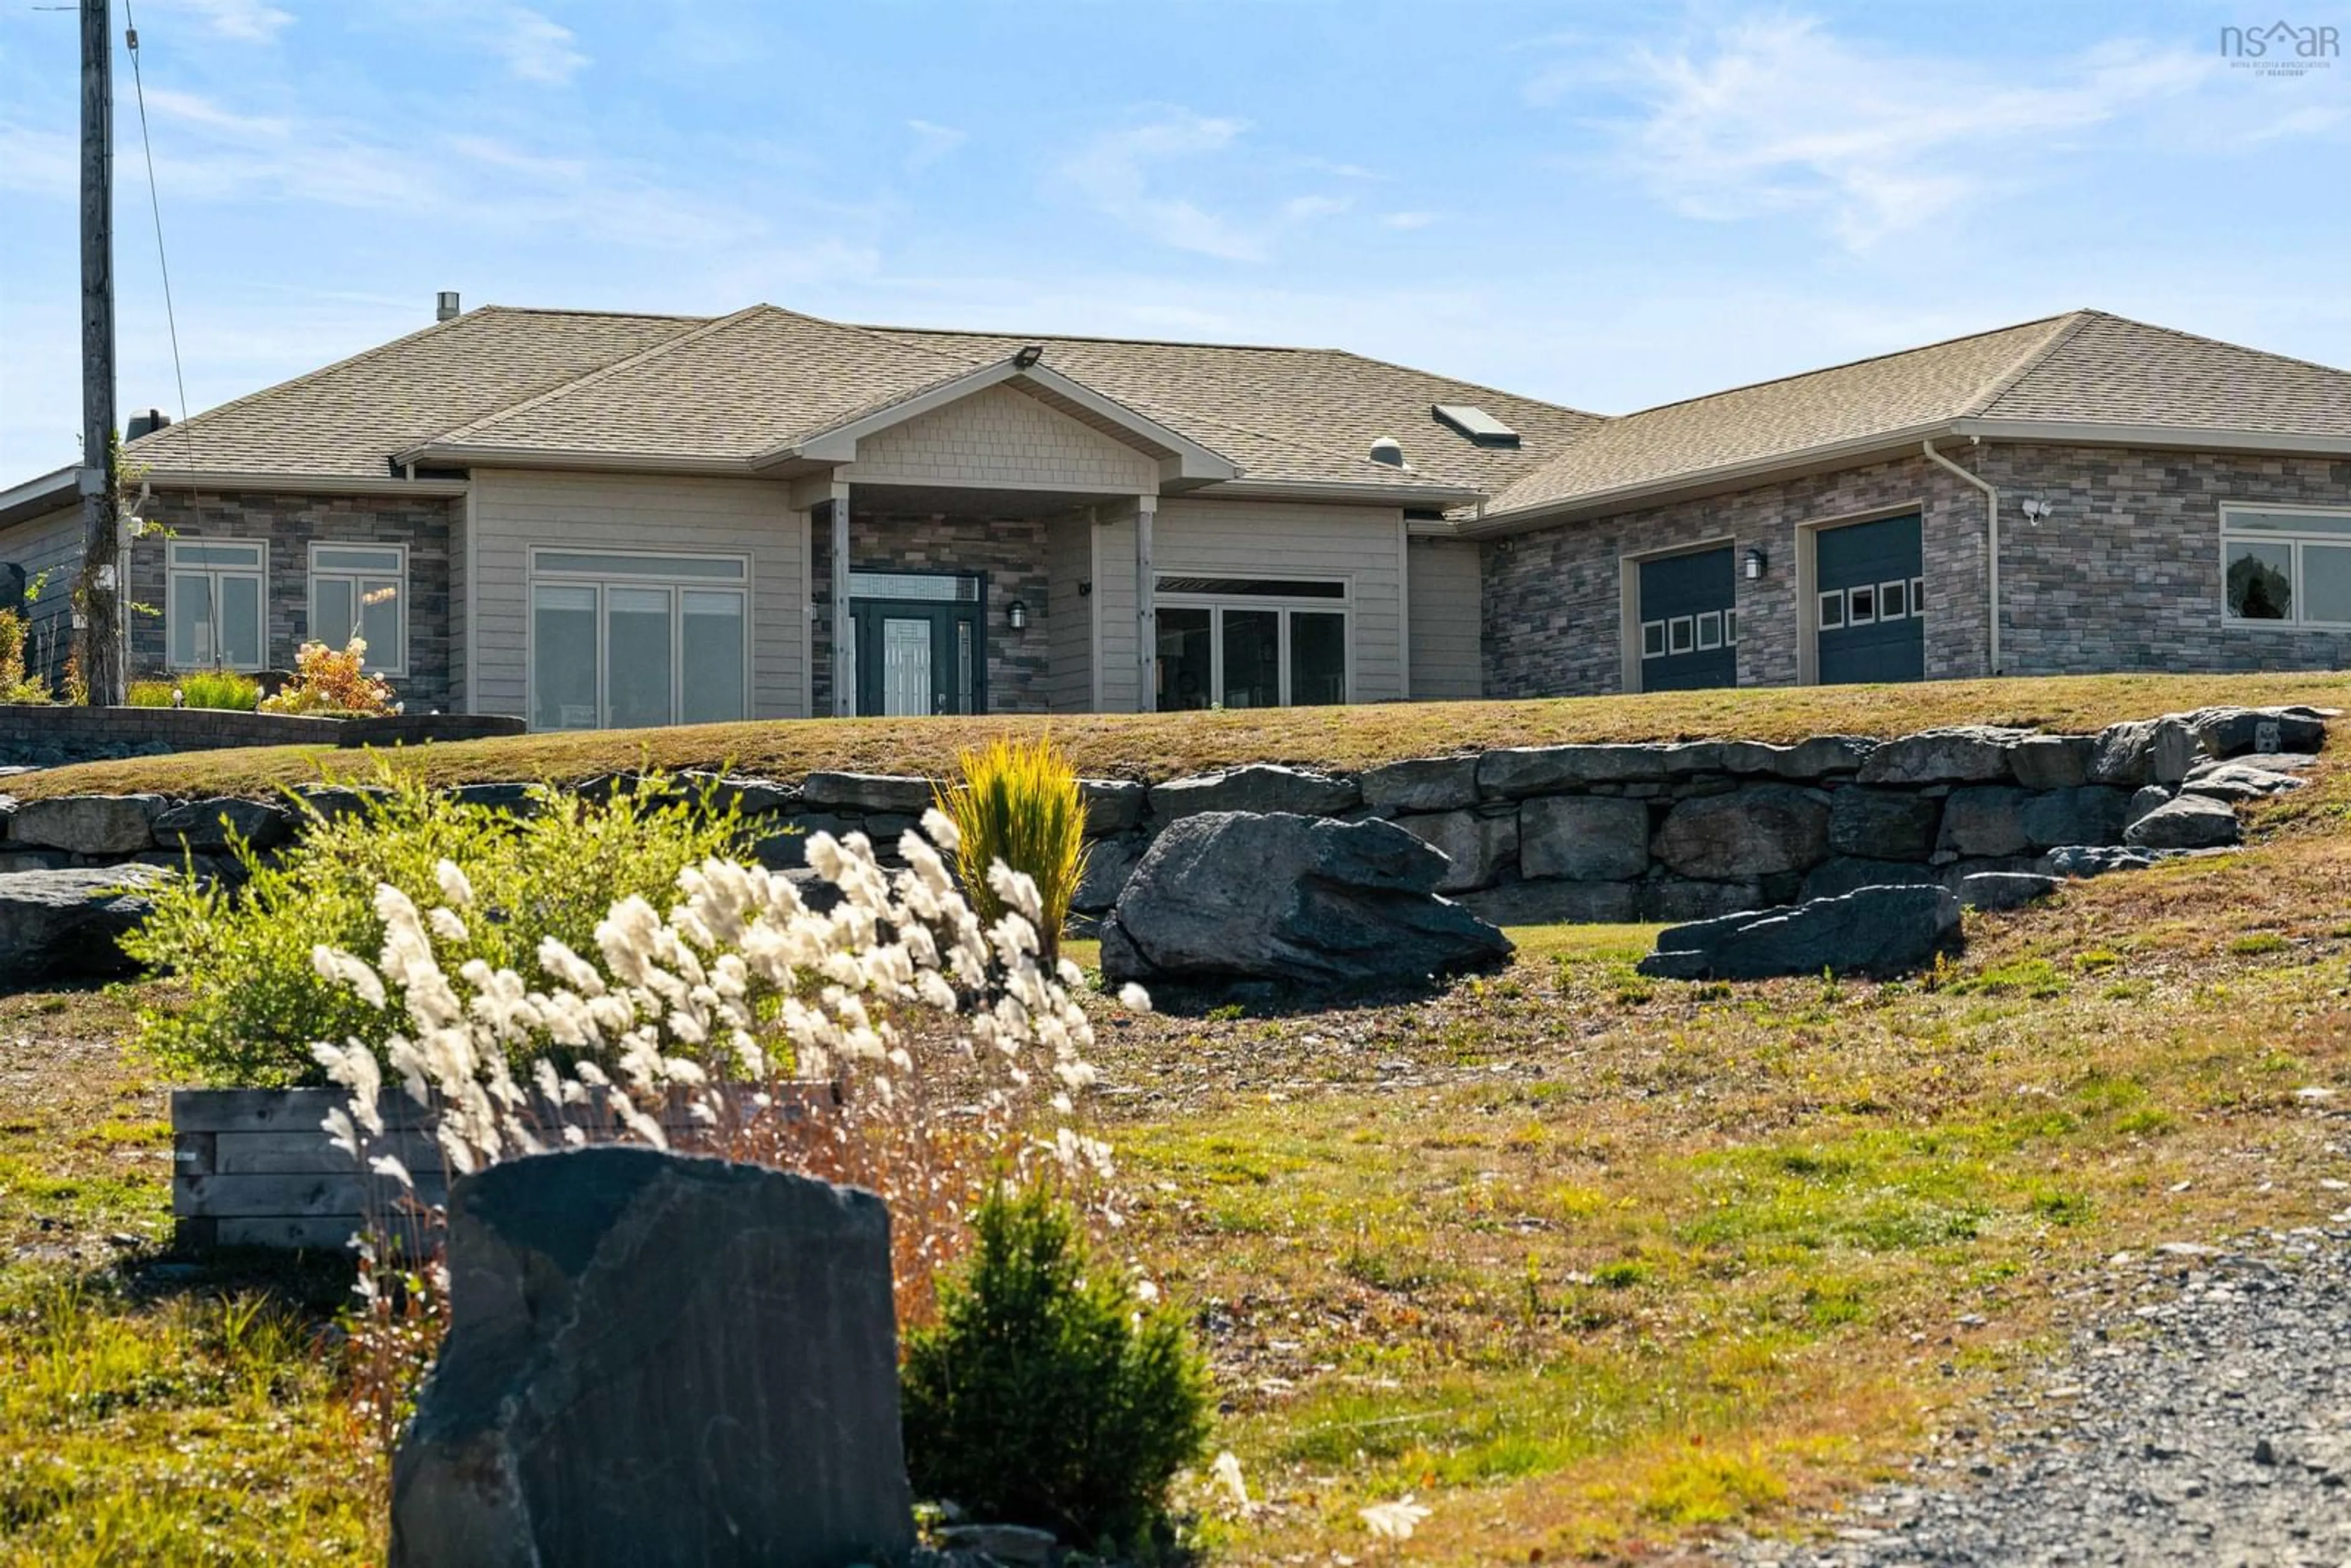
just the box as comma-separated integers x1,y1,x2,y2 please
1815,515,1924,685
1637,546,1736,691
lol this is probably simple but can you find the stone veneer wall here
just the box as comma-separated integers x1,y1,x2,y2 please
0,707,524,771
126,490,458,713
810,512,1060,716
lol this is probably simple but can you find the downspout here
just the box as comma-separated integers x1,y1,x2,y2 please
1922,437,2001,676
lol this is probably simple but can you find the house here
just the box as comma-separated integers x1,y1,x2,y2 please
2,301,2347,726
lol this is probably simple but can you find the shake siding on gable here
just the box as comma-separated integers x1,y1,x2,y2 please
466,470,808,721
843,385,1160,493
1407,537,1483,700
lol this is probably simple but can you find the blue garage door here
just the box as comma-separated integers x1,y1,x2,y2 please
1816,516,1924,685
1637,547,1736,691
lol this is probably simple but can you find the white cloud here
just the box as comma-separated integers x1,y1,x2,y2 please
1573,15,2214,249
1059,110,1267,261
905,119,969,170
165,0,294,43
495,7,589,84
1281,193,1353,221
1382,211,1435,230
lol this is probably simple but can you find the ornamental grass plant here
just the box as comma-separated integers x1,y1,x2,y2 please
935,736,1089,961
127,669,261,710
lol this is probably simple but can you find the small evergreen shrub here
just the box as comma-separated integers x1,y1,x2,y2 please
935,737,1089,961
122,768,748,1086
128,670,261,710
901,1185,1209,1549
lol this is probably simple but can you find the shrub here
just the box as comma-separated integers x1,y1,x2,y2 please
936,737,1089,961
128,670,261,711
259,637,395,716
900,1184,1209,1549
122,768,749,1086
0,610,50,704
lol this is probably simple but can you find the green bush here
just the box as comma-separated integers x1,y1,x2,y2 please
122,768,748,1086
129,672,261,710
901,1185,1210,1550
0,609,50,705
935,737,1089,961
126,680,174,707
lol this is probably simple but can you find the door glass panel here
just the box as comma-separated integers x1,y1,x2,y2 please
313,577,355,650
882,617,931,716
956,619,973,715
1221,609,1280,709
606,586,674,729
358,579,401,666
2226,540,2292,620
219,576,263,670
171,574,212,667
1289,611,1346,706
2303,545,2351,624
532,585,600,729
1157,607,1212,711
680,590,746,724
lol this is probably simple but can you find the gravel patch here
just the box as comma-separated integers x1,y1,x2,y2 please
1725,1221,2351,1567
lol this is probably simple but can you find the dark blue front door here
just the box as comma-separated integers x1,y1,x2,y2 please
1815,516,1924,685
1637,547,1736,691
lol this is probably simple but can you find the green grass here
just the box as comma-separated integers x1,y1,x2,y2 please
18,670,2351,800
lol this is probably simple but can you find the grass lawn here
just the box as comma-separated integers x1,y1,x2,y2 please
5,700,2350,1561
16,670,2351,800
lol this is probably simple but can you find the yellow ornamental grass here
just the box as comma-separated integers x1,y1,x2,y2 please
936,736,1090,961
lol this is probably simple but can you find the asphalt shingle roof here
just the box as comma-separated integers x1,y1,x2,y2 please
1980,312,2351,436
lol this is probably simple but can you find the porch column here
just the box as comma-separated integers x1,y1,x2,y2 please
1134,493,1157,713
830,481,852,718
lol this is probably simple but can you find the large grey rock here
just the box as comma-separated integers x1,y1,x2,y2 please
292,784,394,822
1079,778,1147,836
1148,764,1359,820
2188,705,2327,759
2044,844,2165,878
1475,743,1677,796
800,771,936,816
153,797,294,853
2009,735,2095,790
1640,879,1769,923
1802,856,1945,902
2124,784,2174,828
1828,787,1940,861
1959,871,2060,912
451,781,541,814
1460,878,1641,926
1854,727,2028,786
1393,808,1517,893
389,1147,913,1568
1652,784,1830,880
1716,735,1878,779
1937,786,2033,858
2020,786,2132,849
1359,756,1479,814
1098,811,1510,987
2124,793,2241,850
0,848,72,874
1072,833,1149,913
0,865,170,985
2180,762,2309,803
680,771,797,819
1520,794,1649,882
1637,883,1961,981
10,793,163,854
2089,717,2199,788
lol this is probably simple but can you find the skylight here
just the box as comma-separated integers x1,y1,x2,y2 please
1431,403,1519,447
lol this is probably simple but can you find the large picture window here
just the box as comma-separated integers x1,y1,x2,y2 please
2222,506,2351,625
308,543,407,674
529,549,748,730
1153,576,1348,710
167,539,266,671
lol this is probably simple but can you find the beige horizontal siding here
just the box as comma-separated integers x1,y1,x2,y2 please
1408,537,1483,700
846,385,1158,493
1046,514,1095,713
468,470,808,722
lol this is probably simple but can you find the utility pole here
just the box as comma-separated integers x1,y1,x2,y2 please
76,0,124,705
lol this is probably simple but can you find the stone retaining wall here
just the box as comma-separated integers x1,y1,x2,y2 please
0,705,525,771
1,703,2322,928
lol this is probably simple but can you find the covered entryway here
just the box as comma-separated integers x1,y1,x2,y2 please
1636,545,1736,691
1815,514,1923,684
847,571,986,716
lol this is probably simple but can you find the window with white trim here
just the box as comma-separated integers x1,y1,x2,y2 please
2222,506,2351,625
528,548,749,730
1153,576,1348,710
167,539,267,671
309,543,407,675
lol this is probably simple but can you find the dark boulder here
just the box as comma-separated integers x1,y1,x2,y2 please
1636,883,1960,981
152,797,293,853
2124,793,2241,850
0,865,171,986
1652,784,1831,880
1828,786,1941,861
1959,871,2060,912
1147,764,1359,820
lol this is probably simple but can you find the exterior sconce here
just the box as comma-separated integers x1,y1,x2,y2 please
2019,498,2052,524
1007,599,1029,631
1078,580,1092,598
1744,547,1767,580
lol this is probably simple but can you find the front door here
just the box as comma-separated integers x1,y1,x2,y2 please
849,572,986,716
1815,515,1924,685
1637,546,1737,691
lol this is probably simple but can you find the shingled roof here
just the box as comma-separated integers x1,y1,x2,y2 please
1482,310,2351,524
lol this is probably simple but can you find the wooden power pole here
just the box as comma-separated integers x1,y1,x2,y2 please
76,0,124,705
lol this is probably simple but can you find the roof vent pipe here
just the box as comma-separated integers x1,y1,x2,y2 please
435,291,462,322
1368,437,1407,468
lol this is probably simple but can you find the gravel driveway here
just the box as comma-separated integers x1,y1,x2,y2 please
1725,1223,2351,1567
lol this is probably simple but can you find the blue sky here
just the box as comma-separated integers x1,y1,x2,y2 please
2,0,2346,481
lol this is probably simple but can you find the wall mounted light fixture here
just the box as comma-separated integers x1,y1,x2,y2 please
2019,498,2052,524
1744,547,1768,580
1007,598,1029,631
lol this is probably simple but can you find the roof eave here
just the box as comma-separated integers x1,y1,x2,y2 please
0,465,75,529
1951,418,2351,458
390,443,757,477
1199,476,1486,507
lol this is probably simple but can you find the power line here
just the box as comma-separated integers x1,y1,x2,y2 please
121,0,192,465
